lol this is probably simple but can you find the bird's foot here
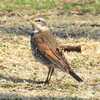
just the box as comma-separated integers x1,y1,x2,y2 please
44,80,49,85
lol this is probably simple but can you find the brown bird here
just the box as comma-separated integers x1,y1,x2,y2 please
30,17,83,84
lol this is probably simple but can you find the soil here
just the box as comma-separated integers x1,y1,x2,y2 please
0,10,100,100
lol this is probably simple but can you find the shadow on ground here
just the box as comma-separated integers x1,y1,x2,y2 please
0,25,34,36
0,75,89,100
0,93,88,100
0,74,45,84
0,24,100,40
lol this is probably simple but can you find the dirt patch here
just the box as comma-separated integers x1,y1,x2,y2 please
0,11,100,39
0,32,100,99
0,11,100,99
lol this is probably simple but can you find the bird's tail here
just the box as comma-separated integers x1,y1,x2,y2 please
69,70,83,82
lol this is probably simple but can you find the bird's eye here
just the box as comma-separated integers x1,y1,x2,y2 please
35,19,41,22
38,19,41,22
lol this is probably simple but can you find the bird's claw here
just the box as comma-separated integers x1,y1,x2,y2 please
44,80,49,85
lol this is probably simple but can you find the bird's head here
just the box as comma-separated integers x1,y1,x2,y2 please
31,17,49,34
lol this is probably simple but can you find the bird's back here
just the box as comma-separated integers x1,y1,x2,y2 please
40,31,59,49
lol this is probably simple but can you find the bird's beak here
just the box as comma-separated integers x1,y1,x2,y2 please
30,20,36,27
30,20,43,31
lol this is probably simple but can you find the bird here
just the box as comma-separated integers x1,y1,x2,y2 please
30,17,83,84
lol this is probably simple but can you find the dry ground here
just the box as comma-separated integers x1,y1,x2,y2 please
0,12,100,100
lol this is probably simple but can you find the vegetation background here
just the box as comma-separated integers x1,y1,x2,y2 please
0,0,100,100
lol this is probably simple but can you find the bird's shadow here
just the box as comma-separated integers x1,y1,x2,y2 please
0,74,45,84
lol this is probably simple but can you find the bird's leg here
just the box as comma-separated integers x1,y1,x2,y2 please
60,45,81,52
47,67,54,82
44,67,54,84
44,67,51,84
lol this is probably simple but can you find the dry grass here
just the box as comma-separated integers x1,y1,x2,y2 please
0,5,100,99
0,32,100,99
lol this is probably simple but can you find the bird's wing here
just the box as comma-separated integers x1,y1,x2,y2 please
34,36,70,72
34,35,83,82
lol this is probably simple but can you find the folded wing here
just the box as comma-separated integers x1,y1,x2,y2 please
34,35,83,82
